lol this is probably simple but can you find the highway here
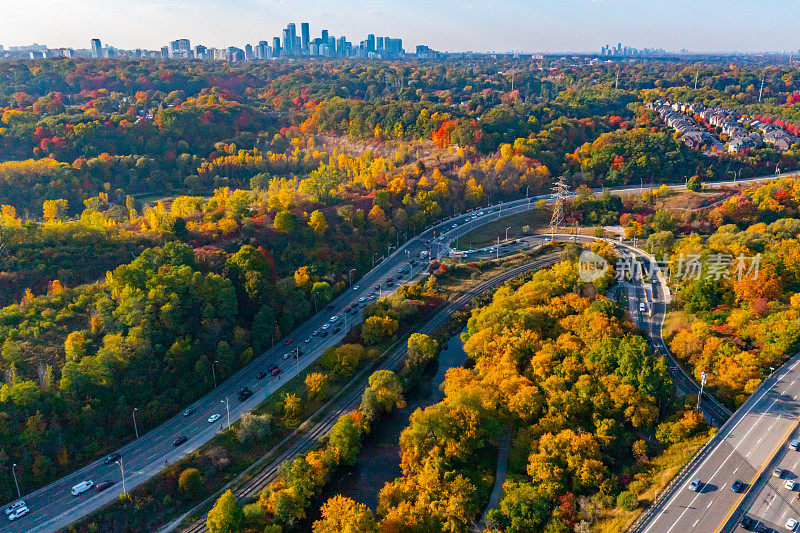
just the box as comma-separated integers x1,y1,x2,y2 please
4,171,795,532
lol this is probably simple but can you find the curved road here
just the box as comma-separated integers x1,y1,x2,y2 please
4,171,795,532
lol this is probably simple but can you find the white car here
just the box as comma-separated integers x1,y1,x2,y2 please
283,353,289,359
451,223,457,228
208,413,221,423
321,323,330,330
71,480,94,496
787,480,798,490
478,211,485,216
4,500,25,516
352,285,359,291
786,517,798,531
329,316,339,322
358,297,365,303
7,505,29,521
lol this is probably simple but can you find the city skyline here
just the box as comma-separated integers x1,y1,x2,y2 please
1,0,799,54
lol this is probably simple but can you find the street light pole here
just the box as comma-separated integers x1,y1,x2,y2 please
697,372,707,412
11,463,20,500
526,185,531,199
505,226,511,242
348,268,356,286
222,398,230,429
211,360,219,388
496,236,500,260
116,459,127,497
132,408,139,439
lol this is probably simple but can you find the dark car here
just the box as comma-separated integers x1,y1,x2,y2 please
284,337,294,346
321,331,328,337
95,480,115,492
103,452,121,465
256,371,268,379
182,407,195,417
238,388,254,401
173,436,188,446
731,479,744,493
333,327,341,334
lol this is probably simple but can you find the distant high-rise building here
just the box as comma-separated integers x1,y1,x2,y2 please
90,38,102,58
321,29,328,44
160,46,169,59
301,22,310,52
245,43,254,60
169,38,191,58
376,37,384,52
273,37,282,57
367,34,376,52
194,45,207,59
287,23,297,55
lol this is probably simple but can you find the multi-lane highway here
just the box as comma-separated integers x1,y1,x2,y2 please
632,356,800,533
4,172,795,532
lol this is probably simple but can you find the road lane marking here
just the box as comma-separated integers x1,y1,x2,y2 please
693,519,699,527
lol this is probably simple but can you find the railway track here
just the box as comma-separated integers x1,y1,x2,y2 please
176,251,560,533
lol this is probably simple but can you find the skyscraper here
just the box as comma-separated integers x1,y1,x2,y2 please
282,28,291,55
273,37,282,57
301,22,310,53
367,34,376,52
90,38,102,58
321,29,328,44
287,23,297,55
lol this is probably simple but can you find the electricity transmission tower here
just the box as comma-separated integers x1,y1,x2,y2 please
549,175,570,238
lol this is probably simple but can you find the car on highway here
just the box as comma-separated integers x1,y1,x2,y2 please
353,285,359,291
333,326,341,334
792,439,800,451
786,517,798,531
256,371,267,379
787,480,798,490
359,297,365,303
312,329,319,336
329,315,339,322
321,330,328,337
182,407,195,417
268,364,280,376
7,505,29,521
173,436,188,446
451,223,457,228
284,337,293,345
478,211,485,216
238,388,254,401
731,479,744,492
304,337,311,343
208,413,221,423
103,452,121,465
4,500,25,516
71,480,94,496
321,323,330,330
95,480,114,493
740,516,755,530
688,478,701,492
283,353,289,359
775,467,785,478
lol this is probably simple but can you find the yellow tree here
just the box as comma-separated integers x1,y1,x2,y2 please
305,372,328,400
308,210,328,235
313,495,377,533
42,199,69,221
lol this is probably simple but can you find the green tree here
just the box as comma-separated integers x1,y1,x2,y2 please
273,210,296,233
207,490,243,533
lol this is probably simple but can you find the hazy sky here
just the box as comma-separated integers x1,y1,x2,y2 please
1,0,799,53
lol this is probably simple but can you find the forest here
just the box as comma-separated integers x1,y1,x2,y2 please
2,56,800,531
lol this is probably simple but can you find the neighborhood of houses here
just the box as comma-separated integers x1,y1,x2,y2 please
645,100,800,154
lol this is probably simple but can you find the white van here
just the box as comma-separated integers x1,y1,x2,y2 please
71,480,94,496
